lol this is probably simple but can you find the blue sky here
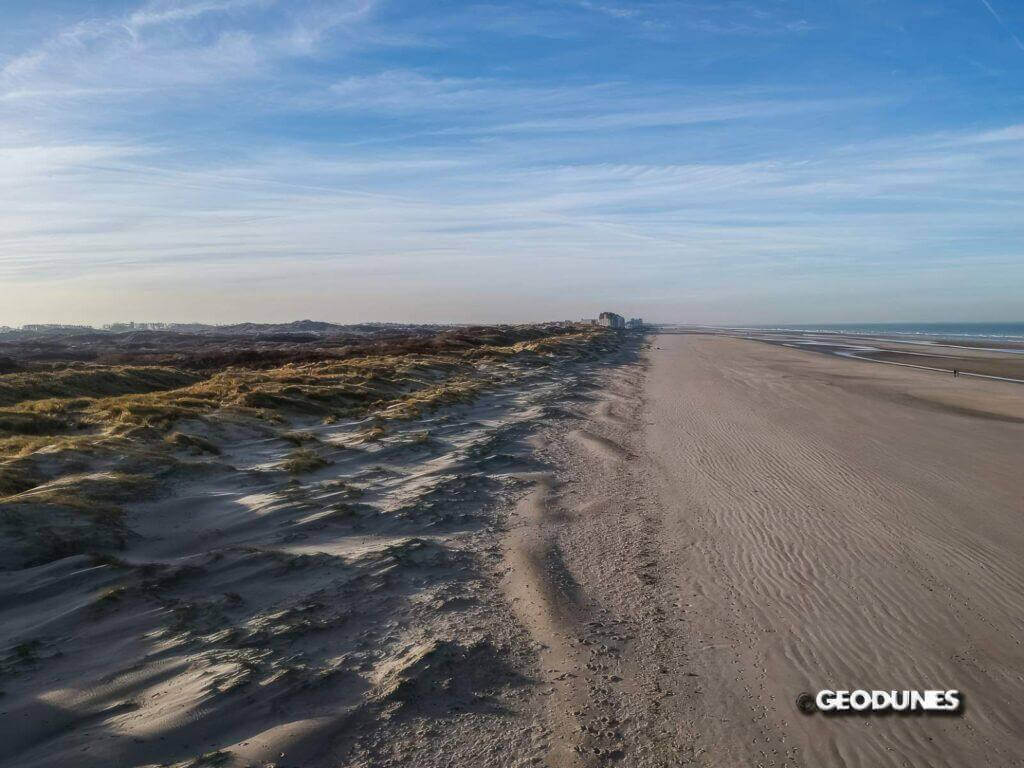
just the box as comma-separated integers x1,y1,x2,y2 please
1,0,1023,325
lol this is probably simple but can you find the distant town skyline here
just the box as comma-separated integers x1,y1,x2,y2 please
2,0,1023,326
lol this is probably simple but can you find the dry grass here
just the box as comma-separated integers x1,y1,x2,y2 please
281,430,318,446
280,448,331,474
0,325,615,567
0,365,203,407
378,376,483,419
355,421,387,443
165,431,221,455
95,585,130,605
408,430,431,445
10,471,155,513
0,458,41,496
0,329,606,450
1,472,157,567
0,328,609,466
0,410,72,435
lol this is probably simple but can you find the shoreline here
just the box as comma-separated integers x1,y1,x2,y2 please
679,325,1024,351
670,326,1024,383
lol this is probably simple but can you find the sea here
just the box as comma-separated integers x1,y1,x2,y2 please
744,323,1024,343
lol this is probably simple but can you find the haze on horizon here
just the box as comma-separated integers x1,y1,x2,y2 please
2,0,1023,328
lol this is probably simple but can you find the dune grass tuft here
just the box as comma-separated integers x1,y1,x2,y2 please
165,431,221,455
280,448,331,474
281,430,318,446
356,422,387,443
95,586,129,605
0,458,41,497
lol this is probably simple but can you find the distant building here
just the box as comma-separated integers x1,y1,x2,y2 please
21,324,93,331
102,321,170,332
626,318,644,330
598,311,626,329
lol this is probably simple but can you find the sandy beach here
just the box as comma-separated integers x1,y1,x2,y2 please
496,331,1024,766
637,334,1024,765
3,328,1024,767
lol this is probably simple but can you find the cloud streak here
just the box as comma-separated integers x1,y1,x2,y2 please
977,0,1024,52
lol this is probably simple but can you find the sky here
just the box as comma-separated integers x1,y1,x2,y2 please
1,0,1023,326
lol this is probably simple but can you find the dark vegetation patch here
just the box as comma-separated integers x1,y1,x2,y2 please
0,322,582,372
0,366,204,407
1,471,158,568
281,448,331,474
165,431,221,455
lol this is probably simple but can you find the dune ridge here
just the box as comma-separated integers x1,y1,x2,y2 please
0,325,634,768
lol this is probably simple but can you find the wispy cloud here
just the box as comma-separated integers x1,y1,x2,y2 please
966,124,1024,143
0,0,379,103
977,0,1024,51
125,0,273,30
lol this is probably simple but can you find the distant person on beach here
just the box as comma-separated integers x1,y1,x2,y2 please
953,368,959,378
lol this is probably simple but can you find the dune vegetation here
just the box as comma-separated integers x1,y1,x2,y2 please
0,324,610,568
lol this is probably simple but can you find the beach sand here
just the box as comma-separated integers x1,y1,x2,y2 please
498,331,1024,766
639,333,1024,765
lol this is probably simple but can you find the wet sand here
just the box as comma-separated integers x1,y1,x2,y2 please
710,327,1024,382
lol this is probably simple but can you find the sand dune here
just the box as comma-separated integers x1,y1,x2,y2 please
0,327,632,768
